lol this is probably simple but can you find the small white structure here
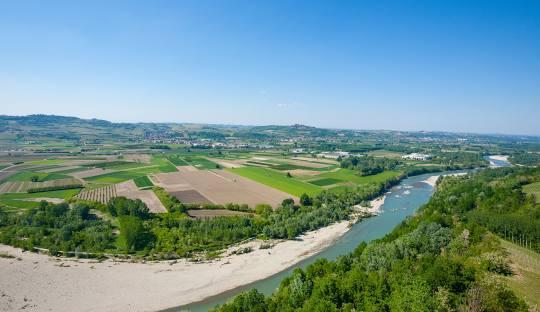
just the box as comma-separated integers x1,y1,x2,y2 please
402,153,432,161
317,151,350,159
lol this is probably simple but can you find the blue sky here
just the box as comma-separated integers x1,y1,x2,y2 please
1,1,539,135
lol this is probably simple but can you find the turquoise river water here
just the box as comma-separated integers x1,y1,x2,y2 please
171,156,512,312
171,172,444,312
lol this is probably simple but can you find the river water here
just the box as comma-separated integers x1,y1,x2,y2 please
171,157,512,311
173,172,443,312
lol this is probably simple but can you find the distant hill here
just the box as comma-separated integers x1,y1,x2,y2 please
0,114,348,144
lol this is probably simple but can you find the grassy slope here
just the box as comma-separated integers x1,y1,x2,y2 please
228,167,321,197
523,181,540,203
501,239,540,307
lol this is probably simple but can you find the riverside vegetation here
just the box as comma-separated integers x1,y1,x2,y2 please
0,179,395,259
214,167,540,311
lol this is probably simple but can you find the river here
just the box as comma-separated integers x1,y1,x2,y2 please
171,157,512,311
172,172,445,312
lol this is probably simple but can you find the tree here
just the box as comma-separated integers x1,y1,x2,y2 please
31,175,39,182
300,193,313,206
287,172,293,178
281,198,295,207
119,216,144,252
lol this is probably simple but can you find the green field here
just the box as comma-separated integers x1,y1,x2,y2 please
84,157,176,183
523,181,540,203
228,167,321,197
309,178,342,186
0,188,81,211
150,156,178,172
186,157,219,169
314,169,401,185
26,159,68,166
501,240,540,307
3,171,71,182
85,170,148,183
133,176,154,188
167,155,190,166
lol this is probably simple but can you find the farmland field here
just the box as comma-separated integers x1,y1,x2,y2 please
185,157,219,169
75,185,117,204
115,180,167,213
312,169,402,185
309,178,342,186
228,167,321,197
0,178,82,194
153,169,294,207
0,188,81,211
134,176,154,188
2,171,71,182
167,155,190,166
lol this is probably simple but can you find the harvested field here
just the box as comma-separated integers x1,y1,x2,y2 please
285,169,321,177
116,180,167,213
170,190,213,204
70,168,115,179
0,168,19,182
75,185,117,204
152,170,295,207
176,166,198,172
18,197,65,204
271,158,330,169
187,209,252,219
206,157,244,169
39,166,81,173
123,154,151,164
292,156,338,164
0,178,82,194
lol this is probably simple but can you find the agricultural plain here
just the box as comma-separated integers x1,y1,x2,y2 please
152,169,294,207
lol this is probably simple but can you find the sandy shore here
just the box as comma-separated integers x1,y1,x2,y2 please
422,172,468,187
489,155,509,162
353,196,386,215
488,155,510,168
1,216,361,312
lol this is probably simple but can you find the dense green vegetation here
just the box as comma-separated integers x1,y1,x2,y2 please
0,201,115,255
340,155,400,176
430,151,488,168
0,175,395,258
214,168,539,311
510,152,540,166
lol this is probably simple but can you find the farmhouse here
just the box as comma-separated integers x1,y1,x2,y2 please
401,153,432,161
